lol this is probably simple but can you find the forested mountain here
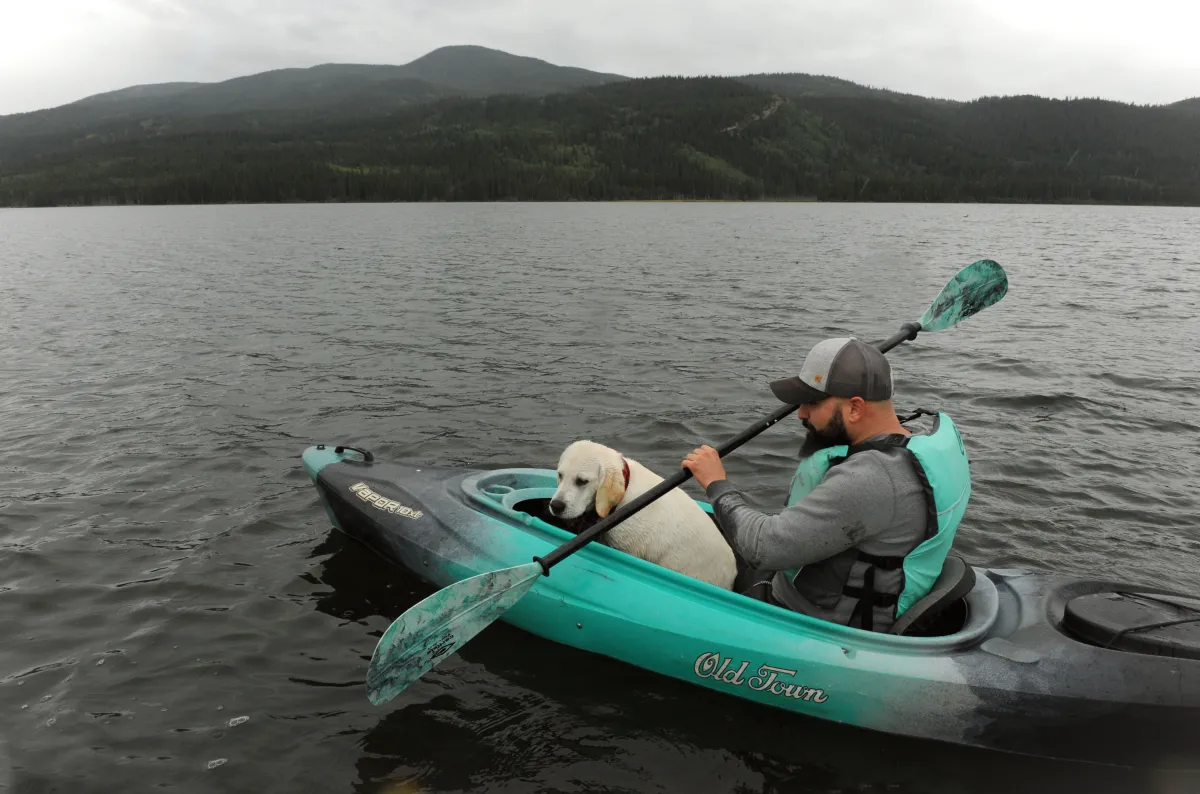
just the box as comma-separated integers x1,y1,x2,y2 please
2,47,1198,207
735,73,953,107
1169,97,1200,116
0,46,625,149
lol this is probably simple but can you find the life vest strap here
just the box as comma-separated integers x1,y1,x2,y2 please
845,567,897,632
856,550,905,570
836,439,915,631
842,585,899,607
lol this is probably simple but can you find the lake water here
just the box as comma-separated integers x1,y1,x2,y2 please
2,201,1199,793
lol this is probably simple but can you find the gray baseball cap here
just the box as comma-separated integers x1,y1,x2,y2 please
769,337,894,405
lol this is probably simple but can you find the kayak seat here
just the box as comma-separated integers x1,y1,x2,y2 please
890,555,976,637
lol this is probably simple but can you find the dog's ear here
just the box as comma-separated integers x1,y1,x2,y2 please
594,460,626,518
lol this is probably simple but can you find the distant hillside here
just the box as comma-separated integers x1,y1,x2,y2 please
0,75,460,163
72,82,207,106
737,73,955,107
0,45,628,160
1170,97,1200,116
392,44,626,94
4,75,1198,208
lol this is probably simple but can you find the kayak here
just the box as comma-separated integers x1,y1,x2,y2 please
302,443,1200,769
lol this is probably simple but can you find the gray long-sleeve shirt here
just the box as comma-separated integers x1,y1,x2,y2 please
705,439,929,630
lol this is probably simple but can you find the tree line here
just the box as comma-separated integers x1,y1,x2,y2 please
2,77,1198,207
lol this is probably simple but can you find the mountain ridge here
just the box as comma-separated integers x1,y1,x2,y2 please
7,42,1196,122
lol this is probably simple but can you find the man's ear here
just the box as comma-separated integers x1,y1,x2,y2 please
846,396,867,422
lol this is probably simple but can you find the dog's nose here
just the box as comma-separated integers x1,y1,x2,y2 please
548,499,565,515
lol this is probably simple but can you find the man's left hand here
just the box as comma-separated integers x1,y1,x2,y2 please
682,445,727,489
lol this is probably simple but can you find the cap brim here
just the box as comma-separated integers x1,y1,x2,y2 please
769,376,829,406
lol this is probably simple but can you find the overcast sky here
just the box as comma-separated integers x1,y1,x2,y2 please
2,0,1198,115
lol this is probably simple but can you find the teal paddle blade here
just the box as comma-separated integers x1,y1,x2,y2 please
366,562,542,705
918,259,1008,332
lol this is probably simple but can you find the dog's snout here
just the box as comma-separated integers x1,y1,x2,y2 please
548,498,565,515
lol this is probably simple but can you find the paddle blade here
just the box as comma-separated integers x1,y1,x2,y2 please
918,259,1008,332
366,562,542,705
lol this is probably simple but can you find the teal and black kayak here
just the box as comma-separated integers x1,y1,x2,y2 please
302,443,1200,769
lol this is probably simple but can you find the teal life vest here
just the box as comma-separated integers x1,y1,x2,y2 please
784,411,971,625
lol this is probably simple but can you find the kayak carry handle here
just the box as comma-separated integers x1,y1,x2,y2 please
333,445,375,463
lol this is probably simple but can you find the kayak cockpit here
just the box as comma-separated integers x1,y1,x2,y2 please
461,468,1001,647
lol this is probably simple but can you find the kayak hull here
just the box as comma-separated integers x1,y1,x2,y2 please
302,444,1200,769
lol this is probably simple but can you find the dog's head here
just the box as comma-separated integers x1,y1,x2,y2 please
549,440,627,520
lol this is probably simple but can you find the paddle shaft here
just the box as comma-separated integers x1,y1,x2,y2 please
876,322,923,354
533,321,926,574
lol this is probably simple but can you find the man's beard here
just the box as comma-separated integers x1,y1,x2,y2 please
799,410,852,457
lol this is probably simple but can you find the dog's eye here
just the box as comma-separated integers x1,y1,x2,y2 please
556,472,562,481
575,477,588,486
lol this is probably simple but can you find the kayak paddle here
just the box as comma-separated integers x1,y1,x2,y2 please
364,258,1009,705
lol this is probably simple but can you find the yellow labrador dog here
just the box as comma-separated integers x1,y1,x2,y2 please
548,440,737,590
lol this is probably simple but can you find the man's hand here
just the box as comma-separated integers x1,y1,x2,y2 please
682,445,727,489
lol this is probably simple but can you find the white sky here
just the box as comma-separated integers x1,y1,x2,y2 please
1,0,1198,115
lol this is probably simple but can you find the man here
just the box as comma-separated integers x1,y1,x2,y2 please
681,336,971,633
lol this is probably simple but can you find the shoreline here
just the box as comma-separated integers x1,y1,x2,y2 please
4,196,1200,209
